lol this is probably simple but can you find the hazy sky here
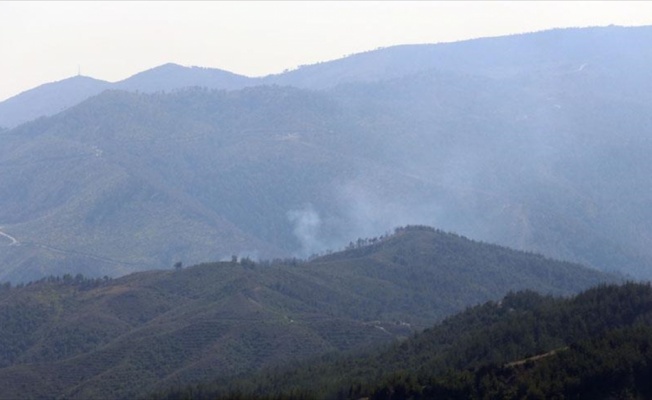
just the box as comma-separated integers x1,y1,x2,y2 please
2,1,652,101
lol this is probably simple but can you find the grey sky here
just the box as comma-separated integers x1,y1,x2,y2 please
2,1,652,101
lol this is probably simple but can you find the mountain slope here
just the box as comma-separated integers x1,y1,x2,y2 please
4,26,651,128
266,25,652,88
0,226,617,399
1,65,651,281
0,64,256,129
359,283,652,400
2,25,652,281
0,88,302,282
324,60,652,278
169,282,652,400
114,62,257,92
0,76,110,128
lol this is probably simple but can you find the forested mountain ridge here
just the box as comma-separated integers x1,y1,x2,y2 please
4,25,650,128
0,75,110,128
0,86,355,281
2,25,652,281
265,25,652,88
114,63,256,93
0,65,256,129
0,226,617,399
155,282,652,400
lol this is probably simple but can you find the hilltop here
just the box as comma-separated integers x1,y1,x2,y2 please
0,226,617,399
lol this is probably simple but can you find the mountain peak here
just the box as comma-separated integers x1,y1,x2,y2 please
0,75,110,128
114,62,256,92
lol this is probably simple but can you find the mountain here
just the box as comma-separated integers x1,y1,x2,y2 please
0,64,257,129
2,25,652,282
164,282,652,400
0,86,352,282
114,63,258,93
0,226,617,400
4,26,651,128
264,25,652,88
353,283,652,400
0,75,110,128
324,61,652,278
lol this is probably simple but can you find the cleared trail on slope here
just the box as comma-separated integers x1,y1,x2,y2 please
0,227,18,246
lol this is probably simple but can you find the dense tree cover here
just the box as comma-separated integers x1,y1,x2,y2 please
0,227,616,399
0,274,114,368
363,325,652,400
150,282,652,400
4,27,652,283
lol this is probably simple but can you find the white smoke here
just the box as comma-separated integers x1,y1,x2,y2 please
287,204,324,257
335,179,445,239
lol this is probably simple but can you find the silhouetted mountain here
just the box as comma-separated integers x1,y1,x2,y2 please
266,25,652,88
0,75,110,128
0,226,616,399
0,65,257,129
4,26,651,128
114,62,257,92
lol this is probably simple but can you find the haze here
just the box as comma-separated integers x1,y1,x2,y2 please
2,1,652,102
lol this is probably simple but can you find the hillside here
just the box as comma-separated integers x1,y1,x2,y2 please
4,26,651,129
266,25,652,88
3,25,651,128
0,65,256,129
0,76,110,129
0,87,339,281
1,25,652,282
161,282,652,400
0,226,617,399
114,63,257,93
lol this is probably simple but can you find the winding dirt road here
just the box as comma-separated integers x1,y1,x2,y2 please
0,227,18,246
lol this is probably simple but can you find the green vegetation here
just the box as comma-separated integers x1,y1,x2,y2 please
151,282,652,400
0,226,616,399
1,25,651,400
2,27,652,282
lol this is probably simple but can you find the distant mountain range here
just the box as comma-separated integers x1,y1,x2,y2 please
0,226,616,400
0,65,255,129
4,25,651,129
1,25,652,282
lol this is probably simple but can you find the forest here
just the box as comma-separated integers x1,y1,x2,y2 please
0,226,616,399
1,25,651,400
151,282,652,400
